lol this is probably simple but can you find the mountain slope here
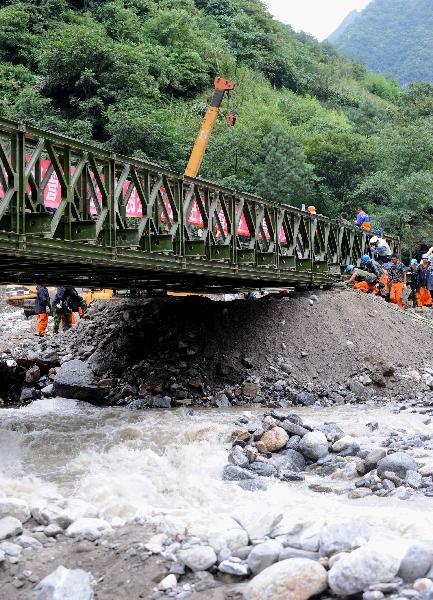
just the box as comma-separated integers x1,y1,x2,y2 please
331,0,433,85
1,0,433,253
327,10,359,44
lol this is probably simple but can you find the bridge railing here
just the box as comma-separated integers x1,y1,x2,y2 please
0,118,399,278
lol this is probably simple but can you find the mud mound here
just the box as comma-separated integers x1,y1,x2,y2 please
64,289,433,385
5,289,433,407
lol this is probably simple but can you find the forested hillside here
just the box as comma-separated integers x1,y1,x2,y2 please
331,0,433,86
1,0,433,252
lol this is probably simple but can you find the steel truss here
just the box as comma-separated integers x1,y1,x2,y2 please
0,119,400,290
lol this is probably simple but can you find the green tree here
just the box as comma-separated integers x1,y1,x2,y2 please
253,127,315,205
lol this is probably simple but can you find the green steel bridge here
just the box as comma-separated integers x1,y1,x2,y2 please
0,119,399,292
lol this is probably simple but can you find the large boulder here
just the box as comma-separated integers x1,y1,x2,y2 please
177,545,217,571
328,540,402,596
244,558,327,600
0,516,23,540
299,431,329,461
377,452,418,478
398,544,433,582
0,497,30,523
247,539,283,575
364,448,387,473
260,427,289,452
272,449,306,473
233,511,283,541
53,359,106,402
319,519,369,557
34,565,94,600
66,518,112,542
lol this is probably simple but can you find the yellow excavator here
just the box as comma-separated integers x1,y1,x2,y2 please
184,76,236,179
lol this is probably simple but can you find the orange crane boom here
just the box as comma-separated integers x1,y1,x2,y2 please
184,76,236,179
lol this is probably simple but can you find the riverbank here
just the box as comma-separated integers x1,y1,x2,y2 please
2,399,433,598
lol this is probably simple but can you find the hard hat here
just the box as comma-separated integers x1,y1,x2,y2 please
345,265,355,273
422,254,429,260
307,205,316,214
361,255,370,265
370,236,379,244
411,258,418,265
376,229,383,236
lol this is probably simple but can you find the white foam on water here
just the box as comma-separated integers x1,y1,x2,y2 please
1,399,433,541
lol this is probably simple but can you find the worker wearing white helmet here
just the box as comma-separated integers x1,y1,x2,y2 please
369,235,391,265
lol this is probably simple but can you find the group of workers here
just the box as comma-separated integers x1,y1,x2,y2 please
35,285,86,337
345,234,433,309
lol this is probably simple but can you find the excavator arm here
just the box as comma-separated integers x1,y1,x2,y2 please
184,76,236,179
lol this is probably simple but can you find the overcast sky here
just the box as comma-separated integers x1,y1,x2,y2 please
267,0,372,41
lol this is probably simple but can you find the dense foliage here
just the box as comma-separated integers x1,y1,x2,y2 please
0,0,432,252
331,0,433,87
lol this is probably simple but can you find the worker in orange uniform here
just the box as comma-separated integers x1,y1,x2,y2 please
387,254,406,309
354,208,372,230
416,255,433,308
35,285,51,337
345,265,378,293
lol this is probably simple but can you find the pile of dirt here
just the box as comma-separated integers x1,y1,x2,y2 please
4,289,433,407
65,289,433,383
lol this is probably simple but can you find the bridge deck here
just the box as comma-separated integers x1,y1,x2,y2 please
0,119,399,290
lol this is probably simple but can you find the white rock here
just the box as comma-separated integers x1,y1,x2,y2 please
218,559,250,576
145,533,167,554
16,534,43,549
158,574,177,591
178,545,217,571
248,539,283,574
207,524,249,553
233,511,283,541
419,464,433,476
320,520,369,557
245,558,328,600
32,499,98,529
298,431,329,460
44,524,63,538
408,370,421,382
0,550,4,562
0,516,23,540
414,578,433,592
1,541,22,556
34,565,94,600
328,540,402,596
66,518,111,541
0,498,31,523
332,436,358,453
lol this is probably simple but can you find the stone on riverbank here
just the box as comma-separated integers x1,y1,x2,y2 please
234,511,283,541
260,427,289,452
247,539,283,574
397,544,433,582
66,518,112,541
0,516,23,540
34,565,94,600
299,431,329,460
53,359,106,402
178,545,217,571
377,452,418,479
0,497,30,523
328,541,402,596
244,558,327,600
319,519,369,556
